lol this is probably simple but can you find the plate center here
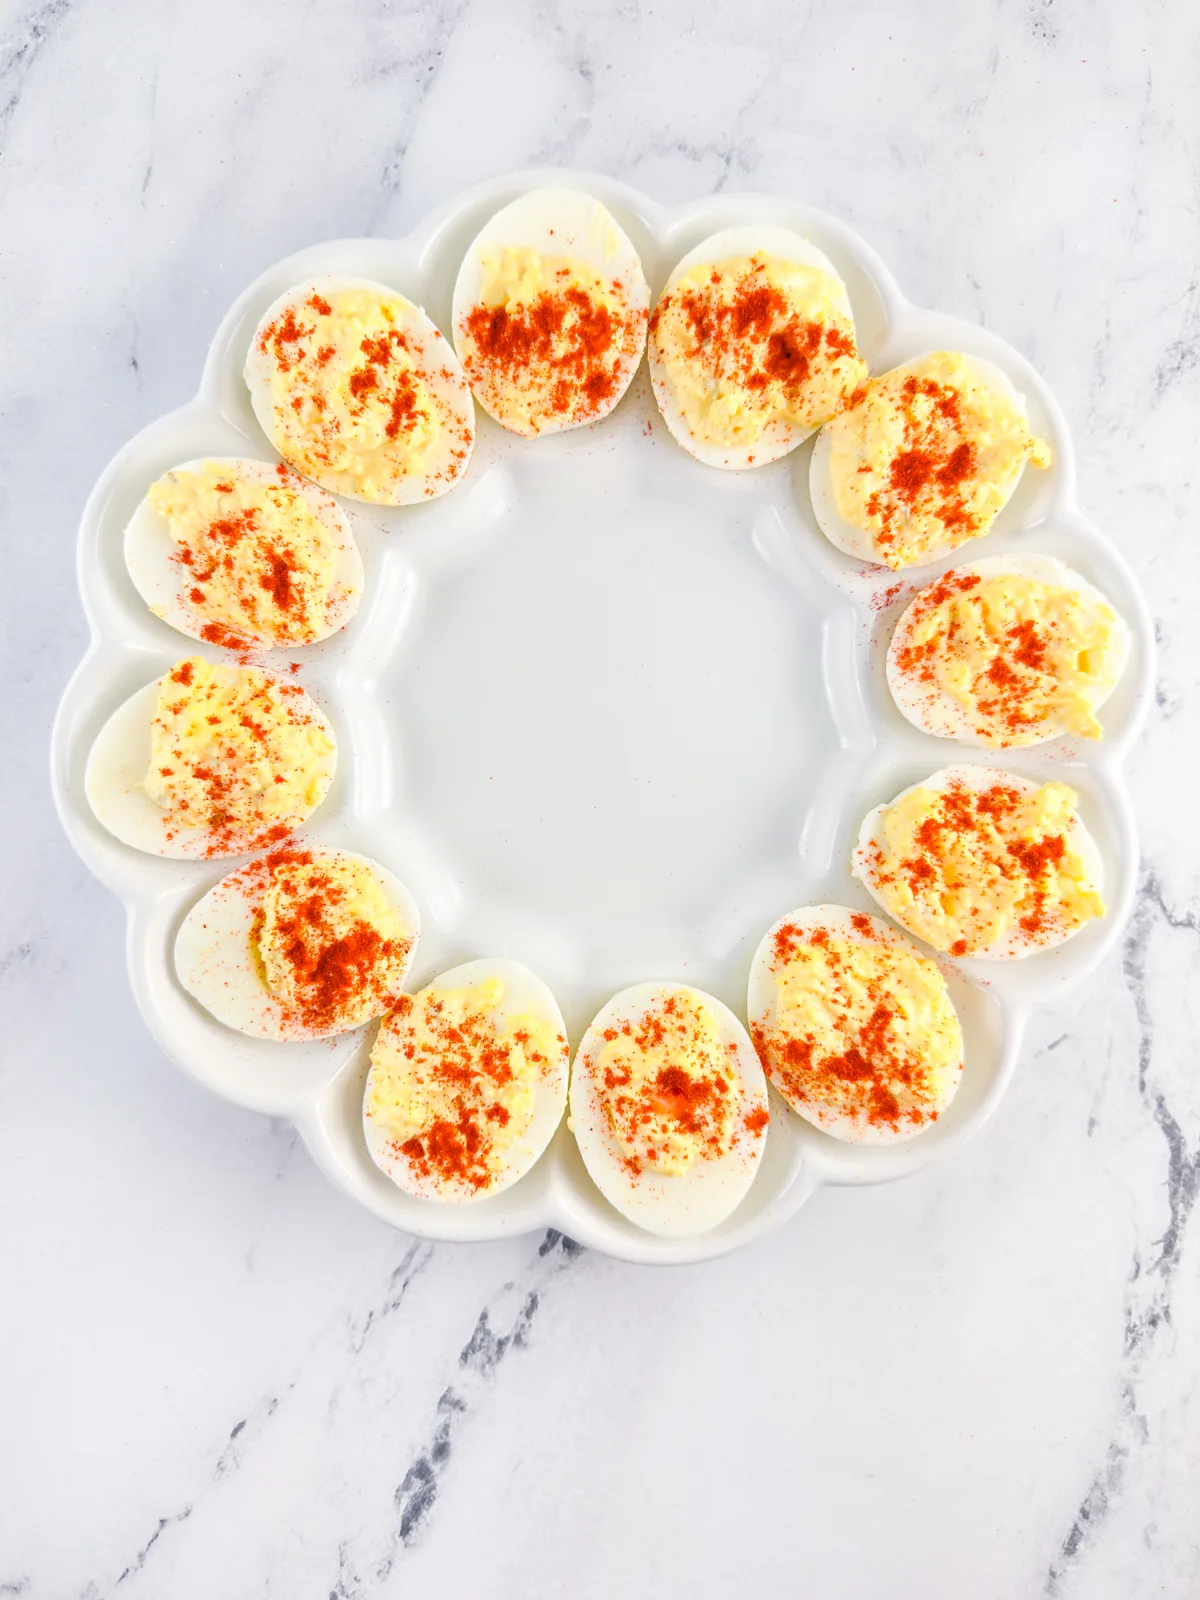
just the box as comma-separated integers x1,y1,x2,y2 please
391,428,841,991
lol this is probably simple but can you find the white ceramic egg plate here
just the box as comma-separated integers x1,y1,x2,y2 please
52,170,1152,1265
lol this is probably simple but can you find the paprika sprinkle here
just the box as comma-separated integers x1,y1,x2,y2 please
143,656,336,857
174,847,418,1041
649,238,867,465
567,983,770,1237
887,555,1128,748
452,189,650,437
854,767,1106,957
245,279,474,506
591,988,739,1177
142,459,359,650
253,850,414,1033
748,906,963,1142
365,963,570,1202
819,351,1052,570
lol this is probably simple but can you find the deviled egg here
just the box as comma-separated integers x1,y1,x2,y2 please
648,226,867,469
244,277,474,505
569,982,769,1237
452,187,649,437
85,656,336,859
747,904,963,1143
810,351,1051,569
176,847,418,1040
886,554,1129,747
852,765,1105,958
125,457,363,651
364,959,569,1203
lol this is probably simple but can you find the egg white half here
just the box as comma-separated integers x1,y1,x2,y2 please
809,352,1035,568
648,225,857,471
244,275,475,505
124,457,364,650
175,848,419,1041
886,554,1131,747
363,957,570,1204
851,764,1105,959
747,902,964,1144
569,981,769,1238
451,187,650,436
84,669,336,860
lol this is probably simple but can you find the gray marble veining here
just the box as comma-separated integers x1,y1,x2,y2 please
1,0,1197,1595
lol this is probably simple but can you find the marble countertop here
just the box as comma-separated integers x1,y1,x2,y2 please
2,0,1198,1595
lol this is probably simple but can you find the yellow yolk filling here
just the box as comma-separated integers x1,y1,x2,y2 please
144,657,334,839
479,246,617,311
147,462,339,645
764,933,961,1127
459,246,639,435
651,252,867,451
366,977,559,1189
595,990,737,1176
896,571,1123,744
826,352,1052,568
870,779,1105,955
255,287,440,503
254,856,411,1023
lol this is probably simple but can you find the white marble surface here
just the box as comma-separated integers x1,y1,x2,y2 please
2,0,1198,1594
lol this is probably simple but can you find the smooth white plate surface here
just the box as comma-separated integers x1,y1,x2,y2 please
51,169,1152,1264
